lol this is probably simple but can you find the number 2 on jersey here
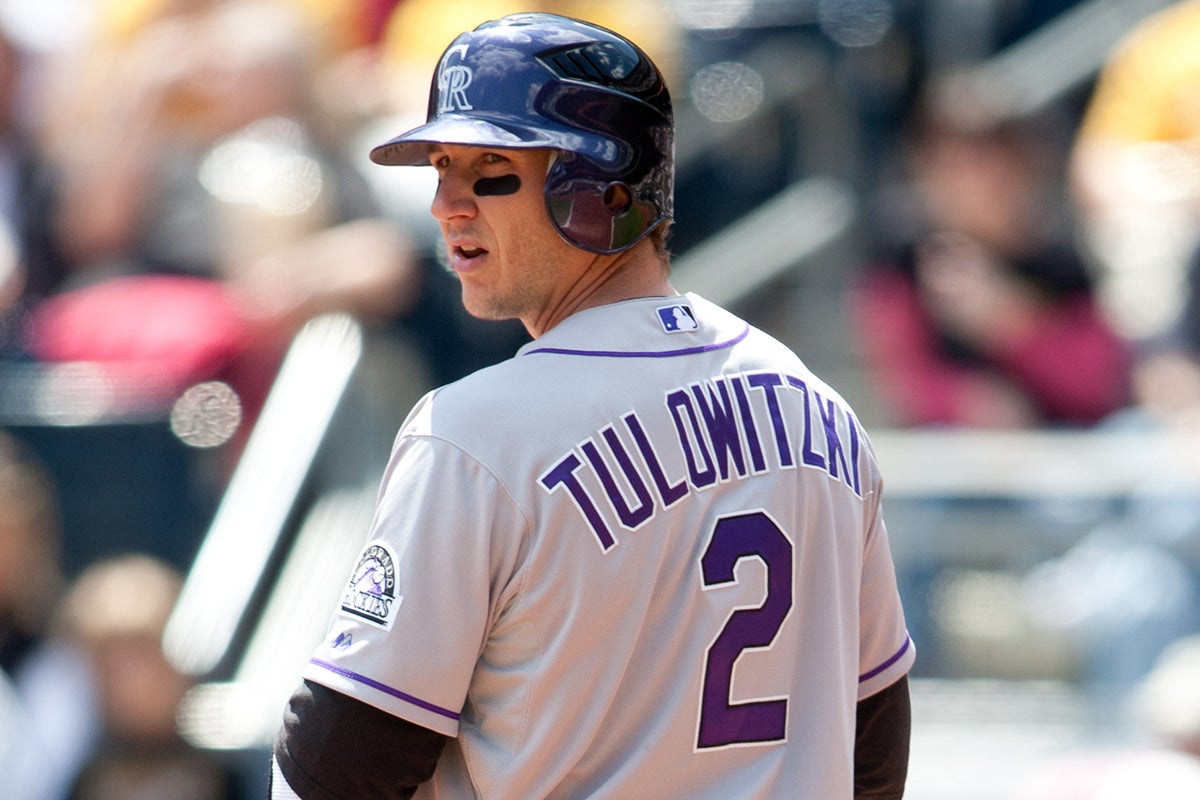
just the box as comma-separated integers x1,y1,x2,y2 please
697,511,793,750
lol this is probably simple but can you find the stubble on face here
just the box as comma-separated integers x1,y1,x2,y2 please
431,144,606,335
452,153,587,327
457,248,559,323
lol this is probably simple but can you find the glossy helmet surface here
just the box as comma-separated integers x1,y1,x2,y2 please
370,12,673,254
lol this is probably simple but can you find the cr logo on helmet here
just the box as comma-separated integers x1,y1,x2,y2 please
437,44,474,113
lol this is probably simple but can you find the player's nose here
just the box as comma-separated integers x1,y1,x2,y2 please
431,172,477,223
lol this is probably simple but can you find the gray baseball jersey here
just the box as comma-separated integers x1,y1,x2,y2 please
302,292,914,798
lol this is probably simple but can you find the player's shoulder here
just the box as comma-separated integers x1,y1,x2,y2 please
391,339,566,455
395,361,517,433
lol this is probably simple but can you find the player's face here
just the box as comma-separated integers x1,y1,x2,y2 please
428,144,593,330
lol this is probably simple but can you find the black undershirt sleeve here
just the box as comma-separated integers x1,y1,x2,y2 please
273,679,449,799
854,674,912,800
274,675,908,798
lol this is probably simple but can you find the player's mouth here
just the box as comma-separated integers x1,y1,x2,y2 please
448,241,490,274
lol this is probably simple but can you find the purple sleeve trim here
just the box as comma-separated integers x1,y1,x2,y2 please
859,634,912,683
309,658,461,721
523,324,750,359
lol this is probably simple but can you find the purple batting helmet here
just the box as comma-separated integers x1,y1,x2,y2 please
369,12,674,254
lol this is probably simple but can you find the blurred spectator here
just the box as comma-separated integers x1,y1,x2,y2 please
0,1,435,587
851,87,1136,678
57,553,250,799
1069,0,1200,344
22,0,419,423
1009,634,1200,799
0,409,61,677
1048,3,1200,701
1069,0,1200,424
1022,523,1200,695
0,19,63,359
850,85,1131,428
0,429,98,800
1137,633,1200,761
0,669,35,797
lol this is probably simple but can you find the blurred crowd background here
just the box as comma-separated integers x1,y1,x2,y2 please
2,0,1200,797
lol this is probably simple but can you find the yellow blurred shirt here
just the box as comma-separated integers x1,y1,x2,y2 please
380,0,681,87
1079,0,1200,144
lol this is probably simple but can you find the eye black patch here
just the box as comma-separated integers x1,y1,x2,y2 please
473,174,522,196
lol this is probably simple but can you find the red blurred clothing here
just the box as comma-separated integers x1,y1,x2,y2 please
852,262,1132,427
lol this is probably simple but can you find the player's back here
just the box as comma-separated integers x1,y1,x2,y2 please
389,294,911,799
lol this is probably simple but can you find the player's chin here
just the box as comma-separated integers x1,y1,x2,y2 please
457,284,514,323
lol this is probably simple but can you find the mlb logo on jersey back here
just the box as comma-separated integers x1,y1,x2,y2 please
657,303,698,333
340,542,401,630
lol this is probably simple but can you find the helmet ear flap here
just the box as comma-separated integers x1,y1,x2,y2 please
545,154,661,253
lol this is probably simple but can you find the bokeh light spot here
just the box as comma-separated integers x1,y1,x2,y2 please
170,381,242,448
690,61,765,123
818,0,894,48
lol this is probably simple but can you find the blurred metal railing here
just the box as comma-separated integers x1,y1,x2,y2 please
872,426,1200,569
164,313,432,749
945,0,1176,119
671,176,857,307
871,427,1200,498
164,313,365,678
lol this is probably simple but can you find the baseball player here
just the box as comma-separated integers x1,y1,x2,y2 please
271,12,914,799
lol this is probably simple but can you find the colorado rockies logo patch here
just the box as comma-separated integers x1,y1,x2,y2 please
340,542,400,630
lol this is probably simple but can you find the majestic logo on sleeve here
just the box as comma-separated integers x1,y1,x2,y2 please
437,44,474,113
657,303,698,333
340,542,400,630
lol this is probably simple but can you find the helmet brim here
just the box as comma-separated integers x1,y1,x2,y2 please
367,113,609,166
370,115,589,166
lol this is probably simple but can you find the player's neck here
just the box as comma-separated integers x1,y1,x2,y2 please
525,242,675,338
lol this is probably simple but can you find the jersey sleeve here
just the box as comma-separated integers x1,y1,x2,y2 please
856,465,916,700
301,420,529,736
